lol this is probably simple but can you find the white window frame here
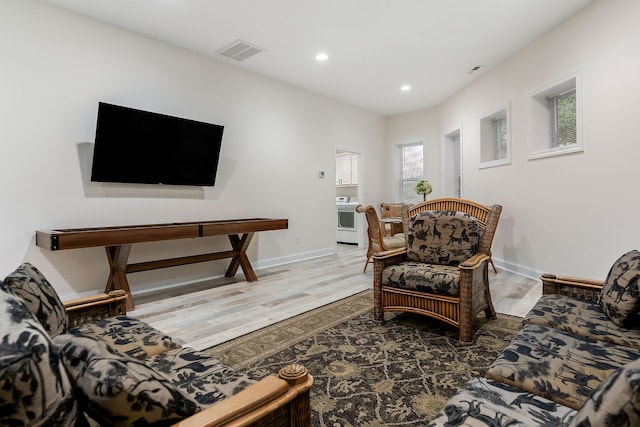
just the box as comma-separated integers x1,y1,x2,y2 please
527,69,583,160
479,103,511,169
400,142,424,204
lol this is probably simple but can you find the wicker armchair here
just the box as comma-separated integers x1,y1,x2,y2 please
356,204,405,273
380,203,405,236
373,198,502,343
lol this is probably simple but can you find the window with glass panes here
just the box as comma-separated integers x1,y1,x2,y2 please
401,143,424,204
550,89,577,147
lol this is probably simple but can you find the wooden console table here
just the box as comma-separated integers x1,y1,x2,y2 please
36,218,288,310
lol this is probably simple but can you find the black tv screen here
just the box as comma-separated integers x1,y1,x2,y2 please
90,102,224,186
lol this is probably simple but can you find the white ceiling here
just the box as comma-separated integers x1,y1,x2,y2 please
39,0,594,116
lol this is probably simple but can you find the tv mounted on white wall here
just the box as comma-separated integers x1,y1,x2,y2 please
90,102,224,186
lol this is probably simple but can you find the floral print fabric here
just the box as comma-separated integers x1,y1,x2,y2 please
523,294,640,349
54,334,201,427
406,210,481,266
148,347,255,407
427,377,576,427
0,282,81,427
3,262,68,337
382,261,461,296
598,249,640,327
569,357,640,427
1,263,259,427
68,315,181,360
486,324,640,410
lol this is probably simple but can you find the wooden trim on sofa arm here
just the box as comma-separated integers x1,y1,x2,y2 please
541,273,603,301
173,365,314,427
63,290,128,327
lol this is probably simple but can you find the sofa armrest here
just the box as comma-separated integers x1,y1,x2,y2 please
64,290,128,327
174,364,313,427
541,273,603,302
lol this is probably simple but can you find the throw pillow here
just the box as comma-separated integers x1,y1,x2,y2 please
0,281,81,427
53,334,201,427
406,210,482,266
569,357,640,427
4,262,68,337
598,250,640,327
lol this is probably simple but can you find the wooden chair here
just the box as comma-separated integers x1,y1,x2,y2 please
380,203,405,236
373,198,502,343
356,205,405,273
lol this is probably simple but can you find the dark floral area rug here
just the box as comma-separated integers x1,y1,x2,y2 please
204,290,522,427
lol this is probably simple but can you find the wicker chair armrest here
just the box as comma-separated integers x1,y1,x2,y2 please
373,248,407,268
541,273,603,302
459,253,490,270
174,365,313,427
373,247,407,260
64,290,128,328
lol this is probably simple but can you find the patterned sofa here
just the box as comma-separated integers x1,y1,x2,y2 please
0,263,312,427
427,249,640,426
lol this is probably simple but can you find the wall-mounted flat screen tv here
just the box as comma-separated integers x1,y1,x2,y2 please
90,102,224,186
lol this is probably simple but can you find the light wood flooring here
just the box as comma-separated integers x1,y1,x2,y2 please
132,244,542,351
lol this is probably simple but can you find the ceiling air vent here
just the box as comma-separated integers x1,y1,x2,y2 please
218,40,264,62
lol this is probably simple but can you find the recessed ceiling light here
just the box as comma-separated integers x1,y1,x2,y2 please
400,85,411,92
316,52,329,62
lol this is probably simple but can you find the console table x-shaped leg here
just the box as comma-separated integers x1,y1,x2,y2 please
105,232,258,310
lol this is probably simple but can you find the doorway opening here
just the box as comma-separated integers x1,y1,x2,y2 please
335,149,362,246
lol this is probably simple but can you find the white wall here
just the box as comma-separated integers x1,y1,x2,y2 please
388,0,640,279
385,108,439,201
0,0,386,299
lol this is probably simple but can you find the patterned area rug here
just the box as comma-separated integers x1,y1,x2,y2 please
203,290,522,426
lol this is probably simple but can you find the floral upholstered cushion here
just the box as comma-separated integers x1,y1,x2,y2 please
524,294,640,349
68,315,181,359
406,210,481,266
569,357,640,427
599,250,640,327
486,324,640,410
382,261,461,296
3,262,68,337
0,282,81,427
53,333,201,427
427,377,576,427
148,347,255,407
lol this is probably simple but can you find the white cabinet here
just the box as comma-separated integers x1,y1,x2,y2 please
336,154,358,186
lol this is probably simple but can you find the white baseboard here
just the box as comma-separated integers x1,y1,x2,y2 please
59,247,338,302
254,247,336,270
492,257,542,281
60,250,537,303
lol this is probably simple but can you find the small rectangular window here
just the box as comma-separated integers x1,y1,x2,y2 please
480,103,510,168
528,70,582,160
